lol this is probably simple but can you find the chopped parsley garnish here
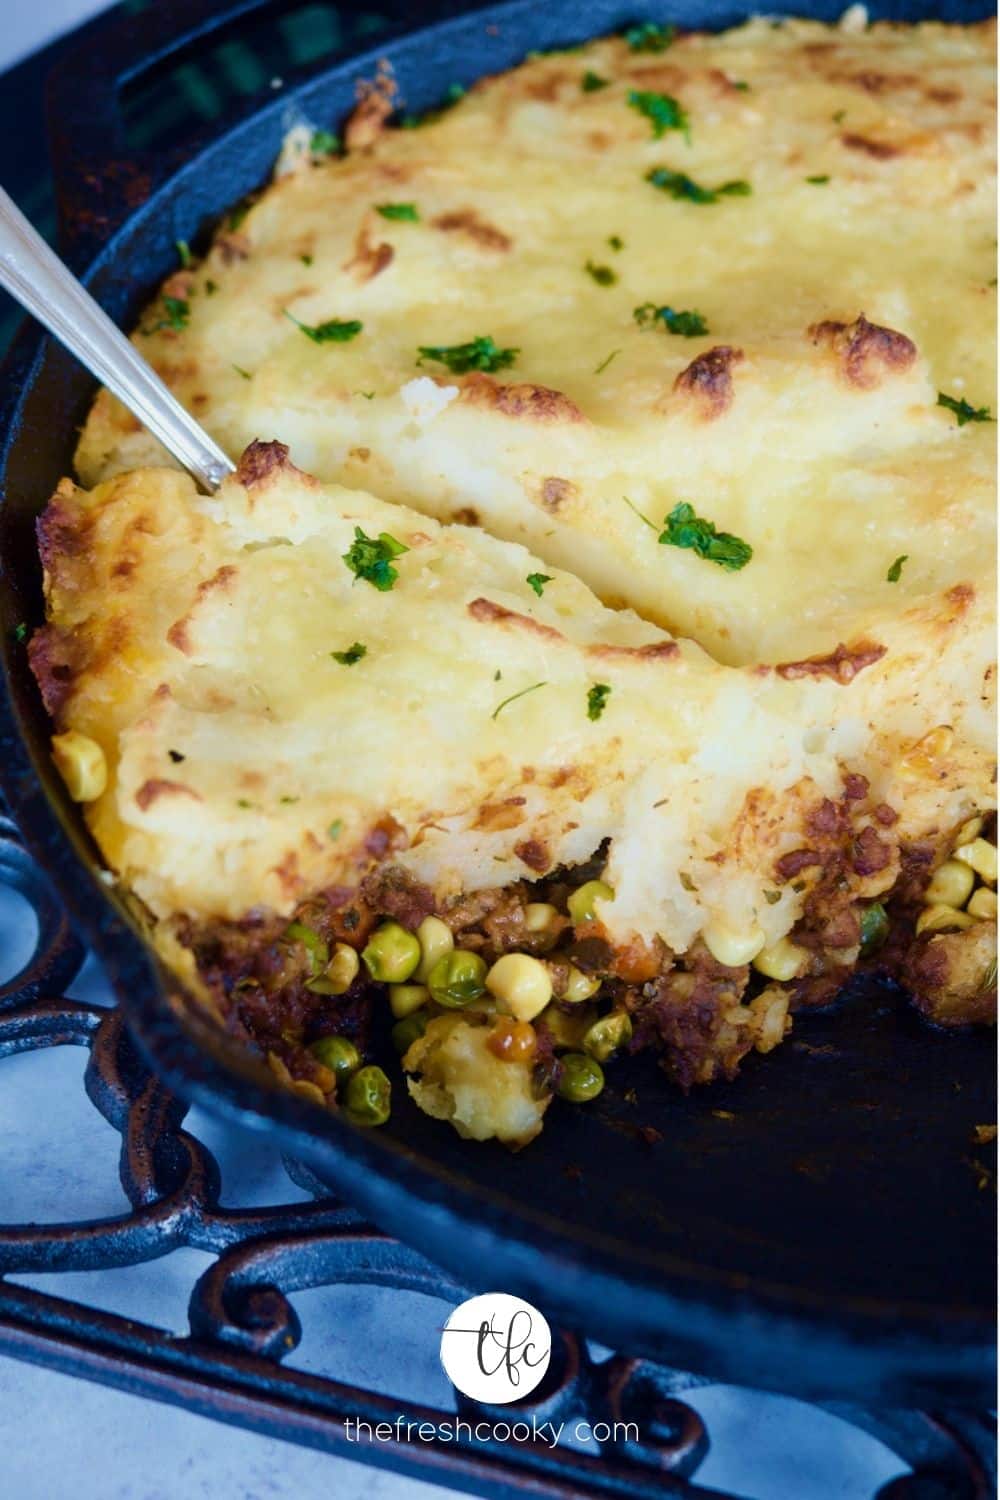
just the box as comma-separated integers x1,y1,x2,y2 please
526,572,554,596
937,391,993,426
342,527,409,591
417,335,518,374
331,641,368,665
284,310,363,343
625,20,676,52
376,202,420,221
608,234,624,251
163,296,190,330
236,798,254,809
805,174,830,184
143,295,190,335
886,555,908,583
585,260,617,286
232,364,252,380
401,83,465,129
594,349,621,374
168,749,185,764
582,70,609,92
763,888,782,905
627,89,689,140
634,302,708,337
280,795,299,804
491,681,547,721
175,239,192,267
328,819,344,841
310,128,340,156
732,79,750,91
587,683,611,721
859,903,889,956
141,296,189,340
832,109,846,124
13,621,27,643
526,42,585,59
646,167,751,203
204,279,218,296
300,253,313,265
531,41,587,57
659,502,752,571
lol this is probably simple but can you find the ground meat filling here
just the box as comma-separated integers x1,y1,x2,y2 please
171,788,996,1124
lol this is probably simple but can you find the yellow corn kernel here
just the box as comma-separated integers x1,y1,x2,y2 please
562,965,601,1003
915,904,975,936
752,937,807,983
323,943,359,995
51,731,107,802
968,888,998,922
702,922,766,969
266,1051,293,1087
486,953,552,1021
524,902,558,933
415,915,454,982
389,982,429,1019
750,986,791,1053
953,839,997,884
955,816,984,848
925,859,976,910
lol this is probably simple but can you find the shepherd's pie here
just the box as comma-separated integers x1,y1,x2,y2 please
32,12,997,1143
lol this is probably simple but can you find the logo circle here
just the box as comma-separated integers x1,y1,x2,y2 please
439,1293,552,1404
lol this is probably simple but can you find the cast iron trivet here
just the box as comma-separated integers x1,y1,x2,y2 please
0,810,995,1500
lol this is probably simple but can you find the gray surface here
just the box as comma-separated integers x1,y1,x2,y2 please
3,0,115,70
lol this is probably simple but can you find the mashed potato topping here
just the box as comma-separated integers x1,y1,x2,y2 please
77,16,996,666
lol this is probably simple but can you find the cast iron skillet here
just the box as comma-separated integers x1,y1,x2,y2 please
0,0,995,1407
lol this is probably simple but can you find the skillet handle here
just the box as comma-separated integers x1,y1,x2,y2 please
42,0,449,267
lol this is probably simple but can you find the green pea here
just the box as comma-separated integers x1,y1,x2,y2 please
344,1065,392,1126
392,1012,428,1055
427,949,487,1008
582,1010,632,1063
567,879,614,926
557,1051,605,1102
309,1035,361,1078
285,921,329,976
859,902,890,957
362,921,421,983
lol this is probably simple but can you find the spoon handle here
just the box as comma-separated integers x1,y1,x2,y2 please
0,186,234,493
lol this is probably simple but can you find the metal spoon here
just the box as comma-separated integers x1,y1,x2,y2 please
0,185,234,493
